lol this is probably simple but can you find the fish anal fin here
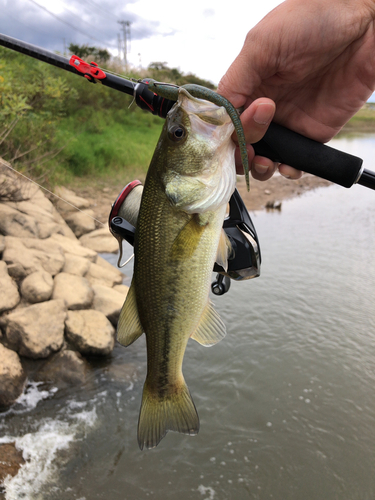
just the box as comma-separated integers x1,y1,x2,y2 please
191,300,226,347
170,216,206,261
138,379,199,450
116,281,143,347
215,228,231,272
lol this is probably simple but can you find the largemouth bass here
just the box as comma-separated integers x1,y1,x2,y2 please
117,88,237,450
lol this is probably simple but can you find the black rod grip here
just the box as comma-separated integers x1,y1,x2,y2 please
252,122,363,188
359,169,375,190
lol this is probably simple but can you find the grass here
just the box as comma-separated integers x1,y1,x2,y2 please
56,109,163,178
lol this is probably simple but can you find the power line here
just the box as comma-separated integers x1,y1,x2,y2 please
79,0,119,23
26,0,117,49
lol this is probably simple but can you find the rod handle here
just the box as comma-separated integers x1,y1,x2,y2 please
252,122,363,188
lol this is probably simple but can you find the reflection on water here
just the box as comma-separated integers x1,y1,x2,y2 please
1,135,375,500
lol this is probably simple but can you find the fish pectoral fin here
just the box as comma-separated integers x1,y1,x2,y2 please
191,300,227,347
116,281,143,347
138,378,199,450
215,228,231,272
170,216,206,261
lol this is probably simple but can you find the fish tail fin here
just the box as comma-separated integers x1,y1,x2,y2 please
137,379,199,450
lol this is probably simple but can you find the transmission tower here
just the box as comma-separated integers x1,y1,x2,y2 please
117,20,131,66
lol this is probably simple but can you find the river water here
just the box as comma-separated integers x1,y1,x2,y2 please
1,135,375,500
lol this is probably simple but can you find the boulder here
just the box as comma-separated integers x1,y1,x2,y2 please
3,236,65,279
0,344,26,407
20,270,54,303
96,254,124,275
0,442,25,482
92,284,126,325
47,233,97,262
0,158,28,201
0,203,39,238
5,299,67,358
85,261,123,288
52,273,94,310
65,310,115,356
53,186,91,214
0,261,20,313
63,209,96,237
62,253,91,277
79,227,118,254
0,234,5,255
4,187,76,240
33,349,90,388
113,284,130,297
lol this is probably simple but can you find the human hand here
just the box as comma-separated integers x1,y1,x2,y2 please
218,0,375,181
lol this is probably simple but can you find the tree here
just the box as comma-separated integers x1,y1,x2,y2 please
68,44,111,64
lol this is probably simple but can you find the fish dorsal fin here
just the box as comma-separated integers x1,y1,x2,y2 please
191,300,226,347
170,216,206,261
117,281,144,346
215,228,231,272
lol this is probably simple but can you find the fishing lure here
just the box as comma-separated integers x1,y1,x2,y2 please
143,79,250,191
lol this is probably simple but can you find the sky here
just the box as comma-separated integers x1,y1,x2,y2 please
0,0,284,85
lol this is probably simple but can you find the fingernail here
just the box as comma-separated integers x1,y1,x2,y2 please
253,103,274,125
254,163,269,174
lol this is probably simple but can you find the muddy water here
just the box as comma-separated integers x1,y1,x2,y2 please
1,135,375,500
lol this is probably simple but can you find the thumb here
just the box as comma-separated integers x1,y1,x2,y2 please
239,98,276,143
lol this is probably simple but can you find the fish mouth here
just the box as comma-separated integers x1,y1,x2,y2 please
177,88,232,127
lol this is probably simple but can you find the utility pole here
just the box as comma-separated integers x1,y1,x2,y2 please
117,20,131,67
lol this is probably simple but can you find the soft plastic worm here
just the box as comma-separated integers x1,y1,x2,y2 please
145,79,250,191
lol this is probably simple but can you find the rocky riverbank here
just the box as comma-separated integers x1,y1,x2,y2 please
0,158,128,413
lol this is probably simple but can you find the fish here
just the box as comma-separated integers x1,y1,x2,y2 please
117,87,237,450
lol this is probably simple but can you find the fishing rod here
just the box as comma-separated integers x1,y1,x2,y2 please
1,32,375,191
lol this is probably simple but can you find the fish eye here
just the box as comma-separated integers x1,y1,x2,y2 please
168,125,186,142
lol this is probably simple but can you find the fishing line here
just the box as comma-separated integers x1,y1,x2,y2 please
2,162,105,227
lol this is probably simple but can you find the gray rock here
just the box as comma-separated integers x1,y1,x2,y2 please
96,255,124,275
113,284,130,297
62,253,91,277
4,187,76,240
64,209,96,237
92,284,126,325
0,234,5,255
53,186,90,215
5,299,67,358
0,442,25,482
0,158,28,201
79,227,118,254
52,273,94,310
0,261,20,313
0,344,26,407
0,203,39,238
3,236,65,279
47,233,97,262
85,261,123,288
20,270,54,303
65,310,115,356
34,349,90,388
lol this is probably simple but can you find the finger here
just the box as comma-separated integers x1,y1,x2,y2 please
278,164,304,179
234,148,278,181
252,157,278,181
239,98,276,144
